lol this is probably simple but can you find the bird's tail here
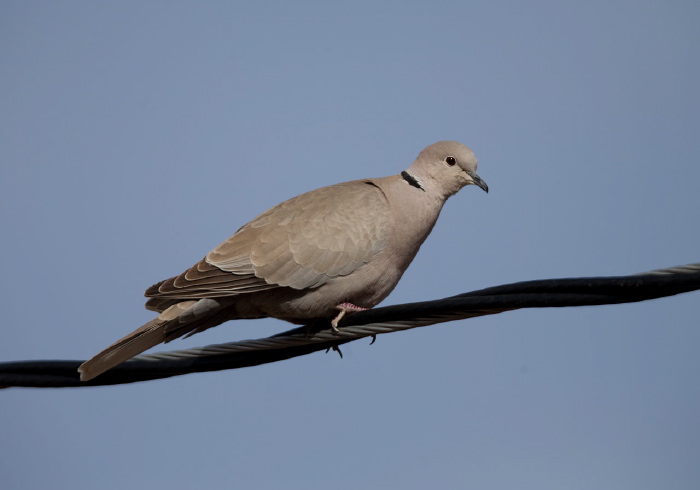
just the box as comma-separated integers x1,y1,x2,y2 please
78,299,226,382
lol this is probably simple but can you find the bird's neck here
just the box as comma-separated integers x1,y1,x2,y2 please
374,174,448,265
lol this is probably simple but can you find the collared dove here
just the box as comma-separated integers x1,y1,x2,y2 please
78,141,488,381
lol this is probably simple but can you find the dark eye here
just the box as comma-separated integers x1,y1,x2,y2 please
445,156,456,166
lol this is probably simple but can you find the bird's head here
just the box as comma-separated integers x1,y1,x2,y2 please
406,141,488,198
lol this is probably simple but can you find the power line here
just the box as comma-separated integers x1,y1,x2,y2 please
2,262,698,388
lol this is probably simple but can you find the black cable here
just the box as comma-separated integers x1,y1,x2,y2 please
2,264,698,388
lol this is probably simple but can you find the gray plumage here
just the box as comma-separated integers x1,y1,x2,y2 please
78,141,488,381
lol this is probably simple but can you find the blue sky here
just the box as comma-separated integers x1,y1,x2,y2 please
2,1,699,488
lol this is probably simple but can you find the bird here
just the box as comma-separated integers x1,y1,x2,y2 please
78,141,488,381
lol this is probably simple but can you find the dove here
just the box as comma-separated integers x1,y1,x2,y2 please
78,141,488,381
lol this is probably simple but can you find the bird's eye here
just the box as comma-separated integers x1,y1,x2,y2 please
445,156,456,166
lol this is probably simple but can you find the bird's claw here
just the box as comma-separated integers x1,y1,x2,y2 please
325,344,343,358
330,310,345,332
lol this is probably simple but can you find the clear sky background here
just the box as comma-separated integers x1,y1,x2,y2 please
2,1,699,489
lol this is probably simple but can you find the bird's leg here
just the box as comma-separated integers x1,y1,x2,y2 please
331,302,368,331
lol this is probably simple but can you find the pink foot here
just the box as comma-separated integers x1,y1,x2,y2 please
331,302,368,331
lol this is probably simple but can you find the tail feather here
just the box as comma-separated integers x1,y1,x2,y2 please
78,301,198,382
78,319,169,381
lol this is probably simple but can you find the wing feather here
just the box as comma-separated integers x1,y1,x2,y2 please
146,180,390,301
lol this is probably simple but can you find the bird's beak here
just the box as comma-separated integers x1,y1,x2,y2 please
467,171,488,193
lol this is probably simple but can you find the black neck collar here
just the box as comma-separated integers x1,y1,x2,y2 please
401,171,425,191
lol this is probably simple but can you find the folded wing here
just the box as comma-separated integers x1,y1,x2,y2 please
145,180,390,307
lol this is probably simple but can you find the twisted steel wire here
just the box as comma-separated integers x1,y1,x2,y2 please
2,262,698,388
